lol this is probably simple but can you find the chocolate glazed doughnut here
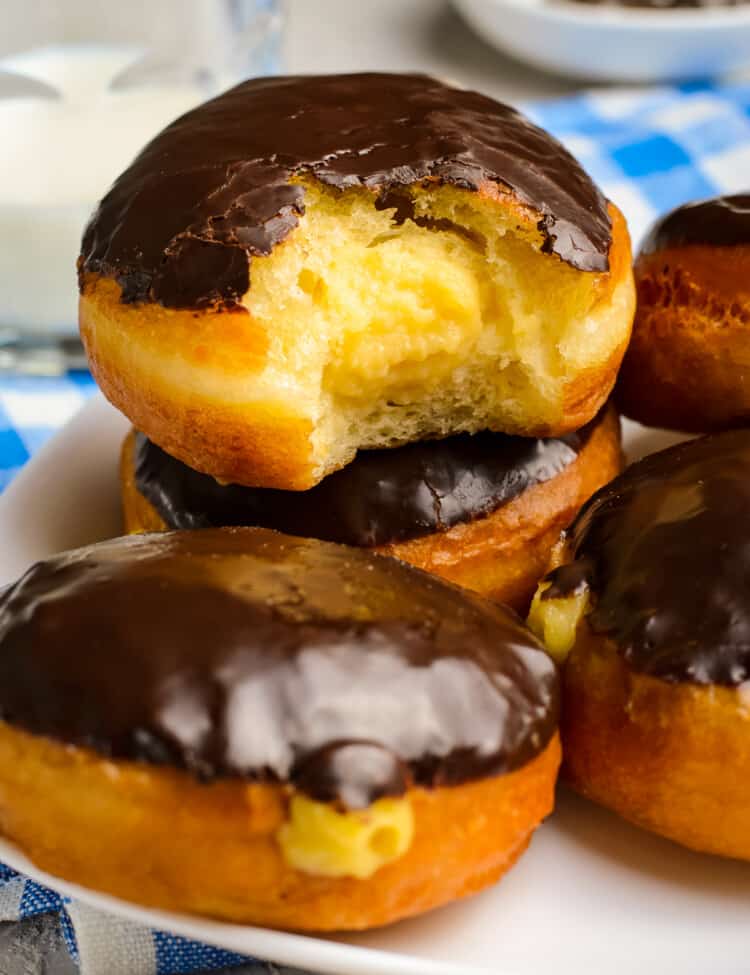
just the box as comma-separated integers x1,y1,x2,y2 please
0,527,560,928
530,429,750,859
617,194,750,432
120,403,622,611
79,72,634,490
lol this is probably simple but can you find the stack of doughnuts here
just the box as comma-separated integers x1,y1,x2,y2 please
78,72,635,612
0,73,642,930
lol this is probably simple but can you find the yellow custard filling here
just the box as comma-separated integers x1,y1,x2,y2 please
277,793,414,879
528,582,590,664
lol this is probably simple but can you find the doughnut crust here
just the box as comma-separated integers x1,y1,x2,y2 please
562,628,750,860
0,527,560,927
79,73,634,489
0,721,560,929
120,404,622,612
617,195,750,432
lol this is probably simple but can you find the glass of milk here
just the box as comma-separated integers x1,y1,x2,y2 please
0,0,283,374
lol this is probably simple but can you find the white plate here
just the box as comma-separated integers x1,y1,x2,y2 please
454,0,750,83
1,395,749,975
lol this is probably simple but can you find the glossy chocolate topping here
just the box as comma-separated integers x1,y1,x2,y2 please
133,416,599,546
640,194,750,254
0,528,557,807
543,429,750,686
79,73,611,309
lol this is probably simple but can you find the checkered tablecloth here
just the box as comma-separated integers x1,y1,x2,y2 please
526,78,750,243
0,371,96,492
2,79,750,974
0,865,255,975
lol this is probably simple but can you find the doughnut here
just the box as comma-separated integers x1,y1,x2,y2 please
529,430,750,859
119,404,622,613
78,72,635,490
0,527,560,928
617,194,750,432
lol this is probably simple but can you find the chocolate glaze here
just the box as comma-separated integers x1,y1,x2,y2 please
0,528,557,807
133,415,600,546
543,429,750,686
79,73,611,309
640,194,750,254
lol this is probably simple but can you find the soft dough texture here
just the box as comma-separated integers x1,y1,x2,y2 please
79,73,635,489
120,405,622,612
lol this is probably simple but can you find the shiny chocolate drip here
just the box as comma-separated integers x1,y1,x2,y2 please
79,73,611,310
640,194,750,254
0,528,557,806
134,416,599,546
543,429,750,686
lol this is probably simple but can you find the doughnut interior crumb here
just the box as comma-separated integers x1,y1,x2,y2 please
528,582,589,663
277,793,414,879
81,178,632,487
244,179,630,480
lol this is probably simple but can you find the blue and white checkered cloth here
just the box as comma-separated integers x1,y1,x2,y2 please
0,864,266,974
3,79,750,973
526,79,750,245
0,371,96,492
0,864,312,974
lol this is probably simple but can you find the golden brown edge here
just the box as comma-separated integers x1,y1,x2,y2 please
562,623,750,861
616,243,750,432
0,720,560,929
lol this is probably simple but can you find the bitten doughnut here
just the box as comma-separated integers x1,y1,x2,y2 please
0,528,560,928
79,72,634,490
529,430,750,860
120,404,622,612
617,194,750,432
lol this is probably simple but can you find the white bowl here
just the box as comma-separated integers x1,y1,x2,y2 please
454,0,750,82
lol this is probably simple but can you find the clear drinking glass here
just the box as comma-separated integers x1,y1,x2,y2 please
0,0,284,374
